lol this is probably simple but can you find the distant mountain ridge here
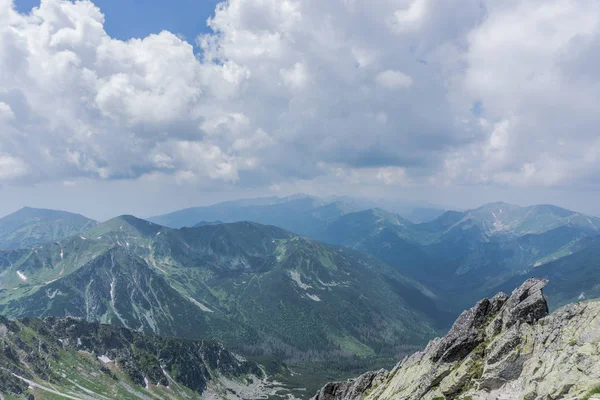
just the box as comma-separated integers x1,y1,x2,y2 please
0,207,97,249
148,194,446,229
147,198,600,314
0,215,446,365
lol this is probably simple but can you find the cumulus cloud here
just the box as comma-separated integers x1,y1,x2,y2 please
0,0,599,192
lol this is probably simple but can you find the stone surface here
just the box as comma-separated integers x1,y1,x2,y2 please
312,370,388,400
312,279,600,400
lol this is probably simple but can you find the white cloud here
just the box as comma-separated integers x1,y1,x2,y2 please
375,70,413,89
0,102,14,120
0,154,27,179
0,0,599,194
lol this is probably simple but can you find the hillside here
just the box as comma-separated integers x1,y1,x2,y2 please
0,207,97,249
0,315,295,399
307,203,600,312
151,200,600,316
494,236,600,310
0,216,446,365
313,279,600,400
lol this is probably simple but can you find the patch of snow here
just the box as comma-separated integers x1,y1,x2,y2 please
317,278,340,287
290,271,312,290
60,248,64,260
579,292,586,301
144,377,150,390
109,272,130,329
305,294,321,302
156,231,161,236
187,296,214,313
80,236,87,240
16,271,27,281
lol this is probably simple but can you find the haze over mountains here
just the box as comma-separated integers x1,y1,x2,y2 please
150,195,600,310
1,195,600,398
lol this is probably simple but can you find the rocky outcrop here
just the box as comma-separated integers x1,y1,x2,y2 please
313,370,388,400
0,315,279,399
313,278,600,400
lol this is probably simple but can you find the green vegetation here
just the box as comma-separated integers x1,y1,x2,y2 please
0,206,97,249
583,385,600,400
0,216,442,371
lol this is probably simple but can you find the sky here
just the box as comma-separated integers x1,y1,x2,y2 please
2,0,600,220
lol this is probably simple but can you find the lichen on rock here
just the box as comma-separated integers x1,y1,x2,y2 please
313,278,600,400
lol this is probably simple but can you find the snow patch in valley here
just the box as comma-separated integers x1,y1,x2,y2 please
290,271,312,290
187,296,214,313
305,293,321,302
80,236,87,240
16,271,27,281
317,278,340,287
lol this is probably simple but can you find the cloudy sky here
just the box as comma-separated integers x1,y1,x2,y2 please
1,0,600,220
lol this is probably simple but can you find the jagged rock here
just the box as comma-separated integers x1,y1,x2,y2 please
313,370,388,400
0,316,274,399
489,278,549,334
430,291,507,363
313,279,600,400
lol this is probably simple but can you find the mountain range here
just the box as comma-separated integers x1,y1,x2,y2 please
151,197,600,312
1,197,600,398
0,214,446,367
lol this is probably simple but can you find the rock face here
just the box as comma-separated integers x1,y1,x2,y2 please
313,278,600,400
0,315,292,399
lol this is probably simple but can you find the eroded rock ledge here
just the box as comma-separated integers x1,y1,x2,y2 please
313,278,600,400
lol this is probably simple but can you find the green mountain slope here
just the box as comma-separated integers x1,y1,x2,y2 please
0,207,97,249
305,203,600,313
495,236,600,310
0,217,445,364
0,315,294,399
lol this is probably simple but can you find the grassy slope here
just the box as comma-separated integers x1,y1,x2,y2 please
0,218,444,366
0,207,97,250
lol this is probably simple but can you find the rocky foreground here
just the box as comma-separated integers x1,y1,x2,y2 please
313,278,600,400
0,315,295,399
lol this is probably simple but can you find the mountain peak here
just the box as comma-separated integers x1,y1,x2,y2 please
88,215,164,238
0,206,97,249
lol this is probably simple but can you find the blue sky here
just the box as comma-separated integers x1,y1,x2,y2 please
14,0,219,47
